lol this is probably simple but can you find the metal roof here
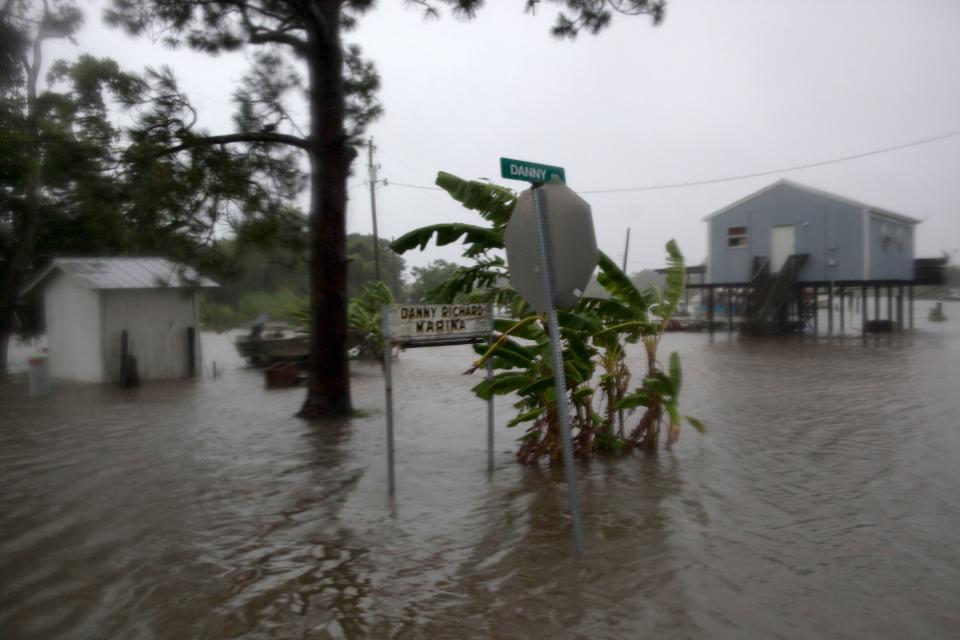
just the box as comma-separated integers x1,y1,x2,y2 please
703,179,922,225
22,257,218,294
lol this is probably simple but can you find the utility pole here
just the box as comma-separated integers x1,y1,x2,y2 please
367,137,382,282
622,227,631,272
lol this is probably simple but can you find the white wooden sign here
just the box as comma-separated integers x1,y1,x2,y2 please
384,303,493,342
380,302,496,497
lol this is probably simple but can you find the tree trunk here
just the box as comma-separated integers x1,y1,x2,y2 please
298,4,352,418
0,27,43,372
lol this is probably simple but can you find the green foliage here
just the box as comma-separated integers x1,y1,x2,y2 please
292,280,393,359
395,171,704,462
199,298,241,333
236,290,306,325
346,233,406,300
406,259,462,303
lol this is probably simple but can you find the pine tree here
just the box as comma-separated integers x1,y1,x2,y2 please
103,0,667,417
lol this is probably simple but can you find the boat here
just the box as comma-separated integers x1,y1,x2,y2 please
234,325,309,365
233,325,373,365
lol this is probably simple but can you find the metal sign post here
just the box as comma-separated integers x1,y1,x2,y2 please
531,184,585,554
487,332,495,474
381,308,396,495
501,157,594,555
381,303,495,496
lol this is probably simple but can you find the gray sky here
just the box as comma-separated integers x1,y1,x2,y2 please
52,0,960,273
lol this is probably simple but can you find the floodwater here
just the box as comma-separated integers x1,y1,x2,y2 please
2,302,959,639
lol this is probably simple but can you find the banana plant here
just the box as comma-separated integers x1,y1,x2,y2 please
392,171,703,462
600,240,706,448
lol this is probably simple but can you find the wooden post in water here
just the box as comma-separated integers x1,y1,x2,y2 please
827,282,834,336
839,287,845,334
908,285,914,329
812,284,819,335
887,284,893,322
187,326,196,377
727,289,734,334
862,283,868,334
707,288,715,335
874,284,880,320
795,286,803,329
120,329,128,385
896,284,904,330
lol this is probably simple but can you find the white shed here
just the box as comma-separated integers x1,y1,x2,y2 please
22,257,217,383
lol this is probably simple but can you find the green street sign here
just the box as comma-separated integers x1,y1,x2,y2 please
500,157,566,184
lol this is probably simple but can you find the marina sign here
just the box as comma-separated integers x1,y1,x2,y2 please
384,303,493,343
380,302,496,496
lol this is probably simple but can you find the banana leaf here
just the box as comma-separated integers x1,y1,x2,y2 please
652,239,685,327
435,171,517,227
391,223,502,255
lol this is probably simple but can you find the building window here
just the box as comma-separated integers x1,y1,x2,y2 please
727,226,748,248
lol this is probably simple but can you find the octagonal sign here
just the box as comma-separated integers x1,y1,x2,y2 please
504,181,599,312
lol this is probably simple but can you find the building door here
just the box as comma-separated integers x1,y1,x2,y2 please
770,225,795,273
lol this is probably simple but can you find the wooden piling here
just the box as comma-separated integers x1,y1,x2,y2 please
862,283,868,334
827,282,834,335
813,284,819,335
887,284,893,321
896,285,903,330
707,288,715,335
908,285,914,329
839,287,845,333
727,289,734,333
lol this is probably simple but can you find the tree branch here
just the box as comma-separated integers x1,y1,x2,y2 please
248,29,307,52
237,3,308,53
160,131,311,155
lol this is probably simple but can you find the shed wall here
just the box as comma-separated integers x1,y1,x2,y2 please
708,183,866,283
102,289,198,382
45,273,104,382
868,214,914,280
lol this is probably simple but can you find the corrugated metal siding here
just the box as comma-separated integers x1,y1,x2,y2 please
708,182,871,283
50,257,216,290
869,214,915,280
45,273,104,382
102,289,197,382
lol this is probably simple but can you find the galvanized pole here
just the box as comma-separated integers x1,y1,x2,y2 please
487,325,495,474
381,306,395,495
532,184,585,555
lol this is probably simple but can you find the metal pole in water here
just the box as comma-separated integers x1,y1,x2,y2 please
487,326,495,474
532,184,585,555
381,307,395,496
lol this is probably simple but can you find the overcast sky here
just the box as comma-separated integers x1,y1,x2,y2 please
50,0,960,274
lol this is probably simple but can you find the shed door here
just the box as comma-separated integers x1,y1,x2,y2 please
770,225,795,273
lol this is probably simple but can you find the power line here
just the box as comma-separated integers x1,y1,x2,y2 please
388,181,443,191
383,129,960,195
580,129,960,194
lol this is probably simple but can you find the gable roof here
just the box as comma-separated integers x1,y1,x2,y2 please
703,179,922,225
22,257,218,295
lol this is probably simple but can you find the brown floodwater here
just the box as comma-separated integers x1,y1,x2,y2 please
2,302,959,639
